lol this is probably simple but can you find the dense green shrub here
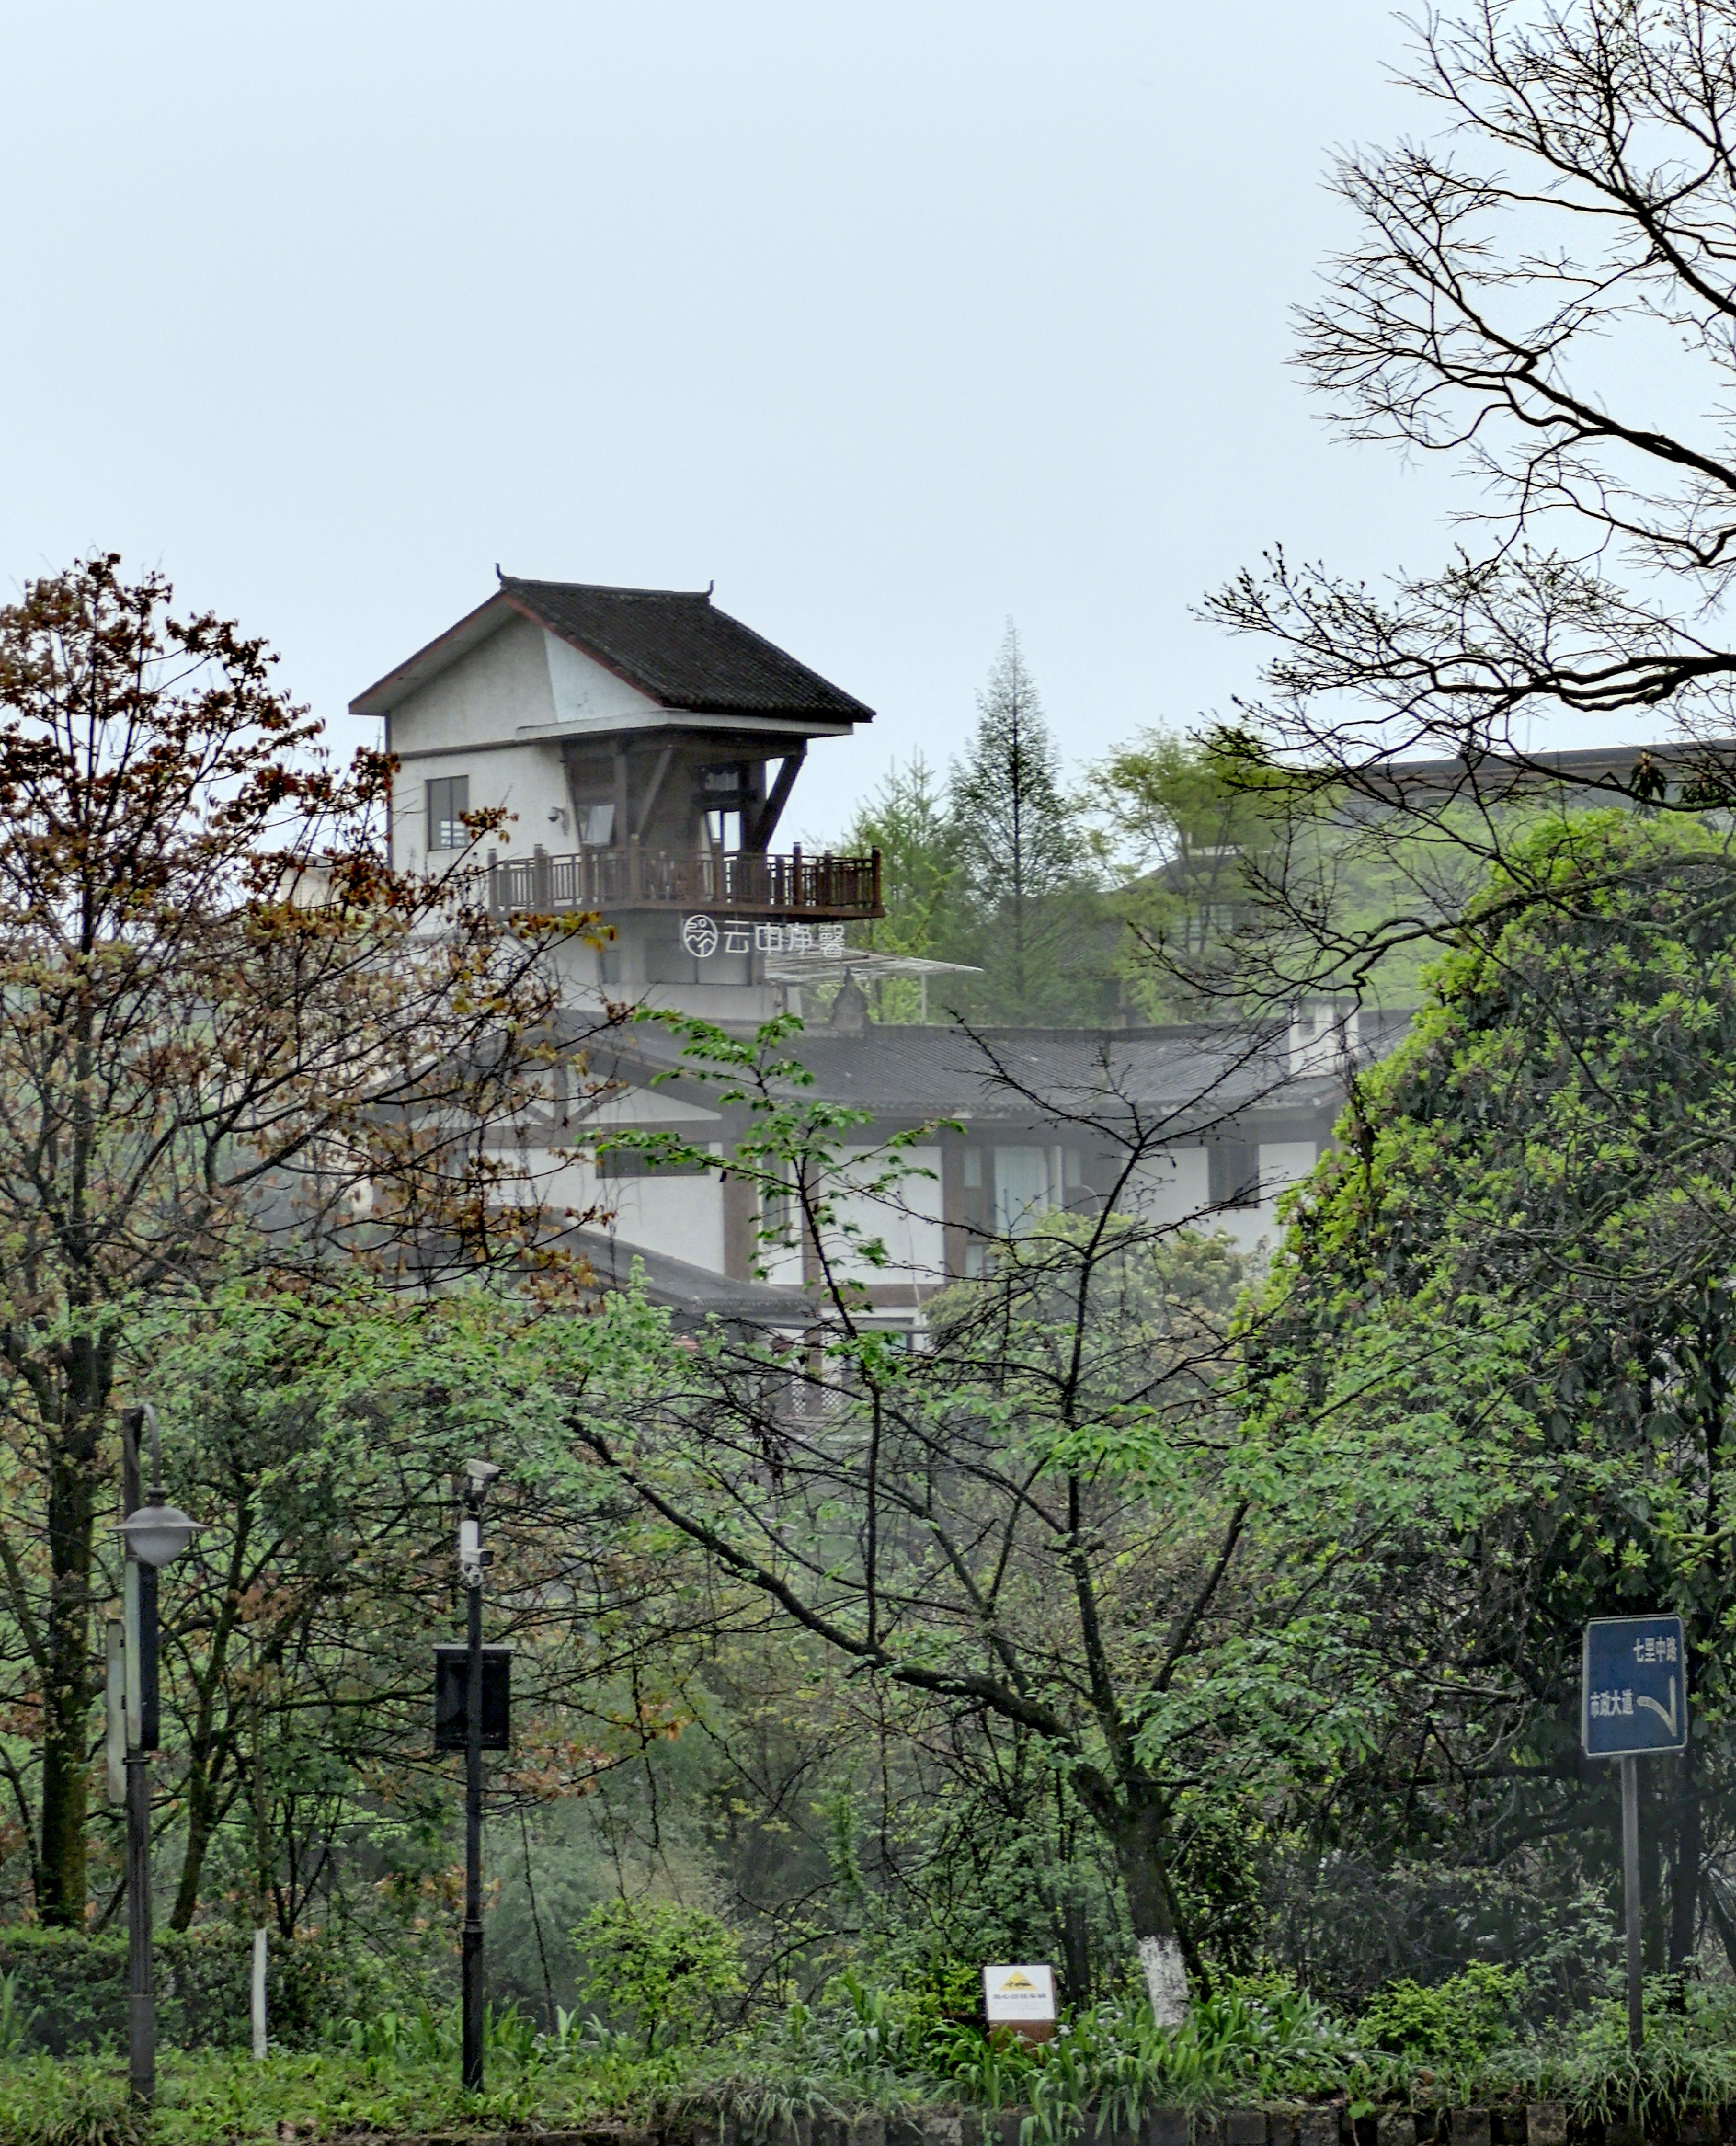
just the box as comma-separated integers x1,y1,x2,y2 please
1358,1965,1527,2063
0,1927,393,2055
575,1899,744,2053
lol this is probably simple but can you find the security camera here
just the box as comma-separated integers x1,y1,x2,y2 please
463,1458,502,1507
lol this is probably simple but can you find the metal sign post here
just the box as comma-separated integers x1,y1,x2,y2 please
1581,1613,1689,2056
451,1460,501,2097
115,1403,200,2109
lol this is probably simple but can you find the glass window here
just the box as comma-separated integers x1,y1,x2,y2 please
426,775,470,852
597,1143,711,1179
1207,1140,1259,1209
993,1146,1051,1236
761,1170,795,1243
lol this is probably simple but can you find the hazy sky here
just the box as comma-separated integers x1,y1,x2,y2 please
2,2,1517,841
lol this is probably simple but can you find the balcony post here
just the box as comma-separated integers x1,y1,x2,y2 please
792,844,803,913
533,844,550,911
486,850,499,917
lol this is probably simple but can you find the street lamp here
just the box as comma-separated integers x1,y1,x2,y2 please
112,1403,200,2109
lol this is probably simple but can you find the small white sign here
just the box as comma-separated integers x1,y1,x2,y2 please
983,1962,1056,2024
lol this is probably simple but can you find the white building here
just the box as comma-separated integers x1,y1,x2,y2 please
353,578,1372,1326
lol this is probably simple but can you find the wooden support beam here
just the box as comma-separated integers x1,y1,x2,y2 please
633,743,675,844
750,747,806,850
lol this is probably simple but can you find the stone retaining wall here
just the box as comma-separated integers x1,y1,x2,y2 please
356,2104,1703,2146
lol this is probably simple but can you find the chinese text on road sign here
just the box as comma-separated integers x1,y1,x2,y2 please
1581,1614,1688,1758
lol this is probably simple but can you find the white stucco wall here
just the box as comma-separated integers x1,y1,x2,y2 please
387,618,672,871
596,1171,728,1275
1258,1140,1318,1204
389,615,559,754
1118,1136,1320,1259
527,1143,728,1275
544,632,668,731
1207,1140,1320,1258
1128,1143,1212,1228
392,741,571,873
754,1143,945,1290
831,1143,945,1285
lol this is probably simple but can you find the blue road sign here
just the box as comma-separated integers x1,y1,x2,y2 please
1581,1615,1688,1757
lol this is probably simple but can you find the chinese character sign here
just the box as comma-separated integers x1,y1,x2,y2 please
681,915,848,960
1581,1614,1687,1757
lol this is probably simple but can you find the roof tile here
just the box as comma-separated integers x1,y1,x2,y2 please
500,578,873,722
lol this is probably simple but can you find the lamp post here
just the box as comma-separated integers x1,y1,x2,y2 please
115,1403,200,2109
458,1459,499,2094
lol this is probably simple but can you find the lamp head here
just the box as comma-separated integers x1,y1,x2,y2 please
119,1501,199,1569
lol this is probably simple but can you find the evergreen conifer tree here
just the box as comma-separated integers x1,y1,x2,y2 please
949,623,1089,1017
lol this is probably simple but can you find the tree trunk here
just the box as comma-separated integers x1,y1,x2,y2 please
170,1752,219,1931
37,1405,99,1925
1108,1793,1188,2026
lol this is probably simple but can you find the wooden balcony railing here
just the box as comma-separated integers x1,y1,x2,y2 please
478,844,883,921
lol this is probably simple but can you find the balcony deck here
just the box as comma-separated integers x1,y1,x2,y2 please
480,844,883,921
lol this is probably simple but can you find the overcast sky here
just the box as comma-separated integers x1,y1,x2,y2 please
3,2,1537,841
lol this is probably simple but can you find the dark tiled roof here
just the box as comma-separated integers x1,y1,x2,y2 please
577,1019,1386,1129
500,579,873,723
570,1227,812,1327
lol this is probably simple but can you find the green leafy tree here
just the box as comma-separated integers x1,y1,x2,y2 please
1092,725,1309,1016
545,1014,1284,2019
1247,812,1736,1978
61,1266,731,1943
841,755,963,1022
0,555,587,1924
574,1897,742,2051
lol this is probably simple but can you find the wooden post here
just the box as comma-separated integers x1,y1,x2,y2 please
251,1927,269,2059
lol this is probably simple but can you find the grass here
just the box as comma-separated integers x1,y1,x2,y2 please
0,2044,658,2146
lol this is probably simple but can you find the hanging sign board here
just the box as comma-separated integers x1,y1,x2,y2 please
983,1963,1056,2040
1581,1614,1687,1758
433,1644,512,1752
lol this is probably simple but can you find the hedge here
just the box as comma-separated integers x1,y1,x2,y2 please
0,1925,370,2053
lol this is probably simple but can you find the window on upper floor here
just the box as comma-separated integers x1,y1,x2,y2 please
577,800,615,847
1207,1139,1260,1209
427,775,470,852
